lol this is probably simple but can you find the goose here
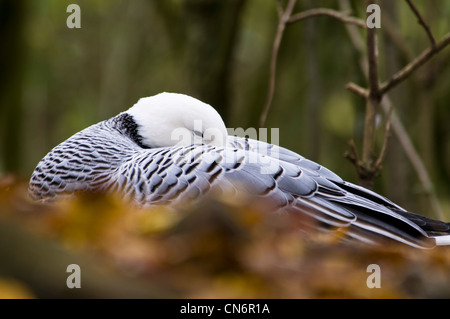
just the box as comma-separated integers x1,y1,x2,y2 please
29,92,450,248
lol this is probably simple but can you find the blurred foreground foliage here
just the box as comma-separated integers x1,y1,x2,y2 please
1,175,450,299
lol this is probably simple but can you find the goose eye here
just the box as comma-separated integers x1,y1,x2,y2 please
193,130,203,138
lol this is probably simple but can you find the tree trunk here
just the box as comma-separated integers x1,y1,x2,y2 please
182,0,246,122
0,0,25,175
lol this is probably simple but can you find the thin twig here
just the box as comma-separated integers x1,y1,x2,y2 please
346,82,368,98
276,0,283,19
384,105,444,220
288,8,366,28
260,0,297,127
338,0,444,219
379,33,450,95
374,96,393,169
338,0,365,53
344,139,362,176
366,25,380,101
405,0,436,47
361,2,380,168
260,1,365,127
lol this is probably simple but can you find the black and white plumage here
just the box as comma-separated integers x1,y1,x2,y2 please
29,92,450,248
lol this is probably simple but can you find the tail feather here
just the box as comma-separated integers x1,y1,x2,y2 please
395,210,450,233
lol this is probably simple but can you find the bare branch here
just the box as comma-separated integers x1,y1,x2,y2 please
288,8,366,28
405,0,436,47
360,1,381,169
384,104,444,220
346,82,368,98
338,0,366,53
379,33,450,95
338,0,444,219
260,2,365,127
262,0,447,217
260,0,297,127
344,139,362,176
366,26,380,101
276,0,283,19
374,97,393,169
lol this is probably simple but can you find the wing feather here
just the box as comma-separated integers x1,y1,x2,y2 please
30,122,449,248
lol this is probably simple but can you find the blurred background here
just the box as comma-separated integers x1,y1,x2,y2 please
1,0,450,218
